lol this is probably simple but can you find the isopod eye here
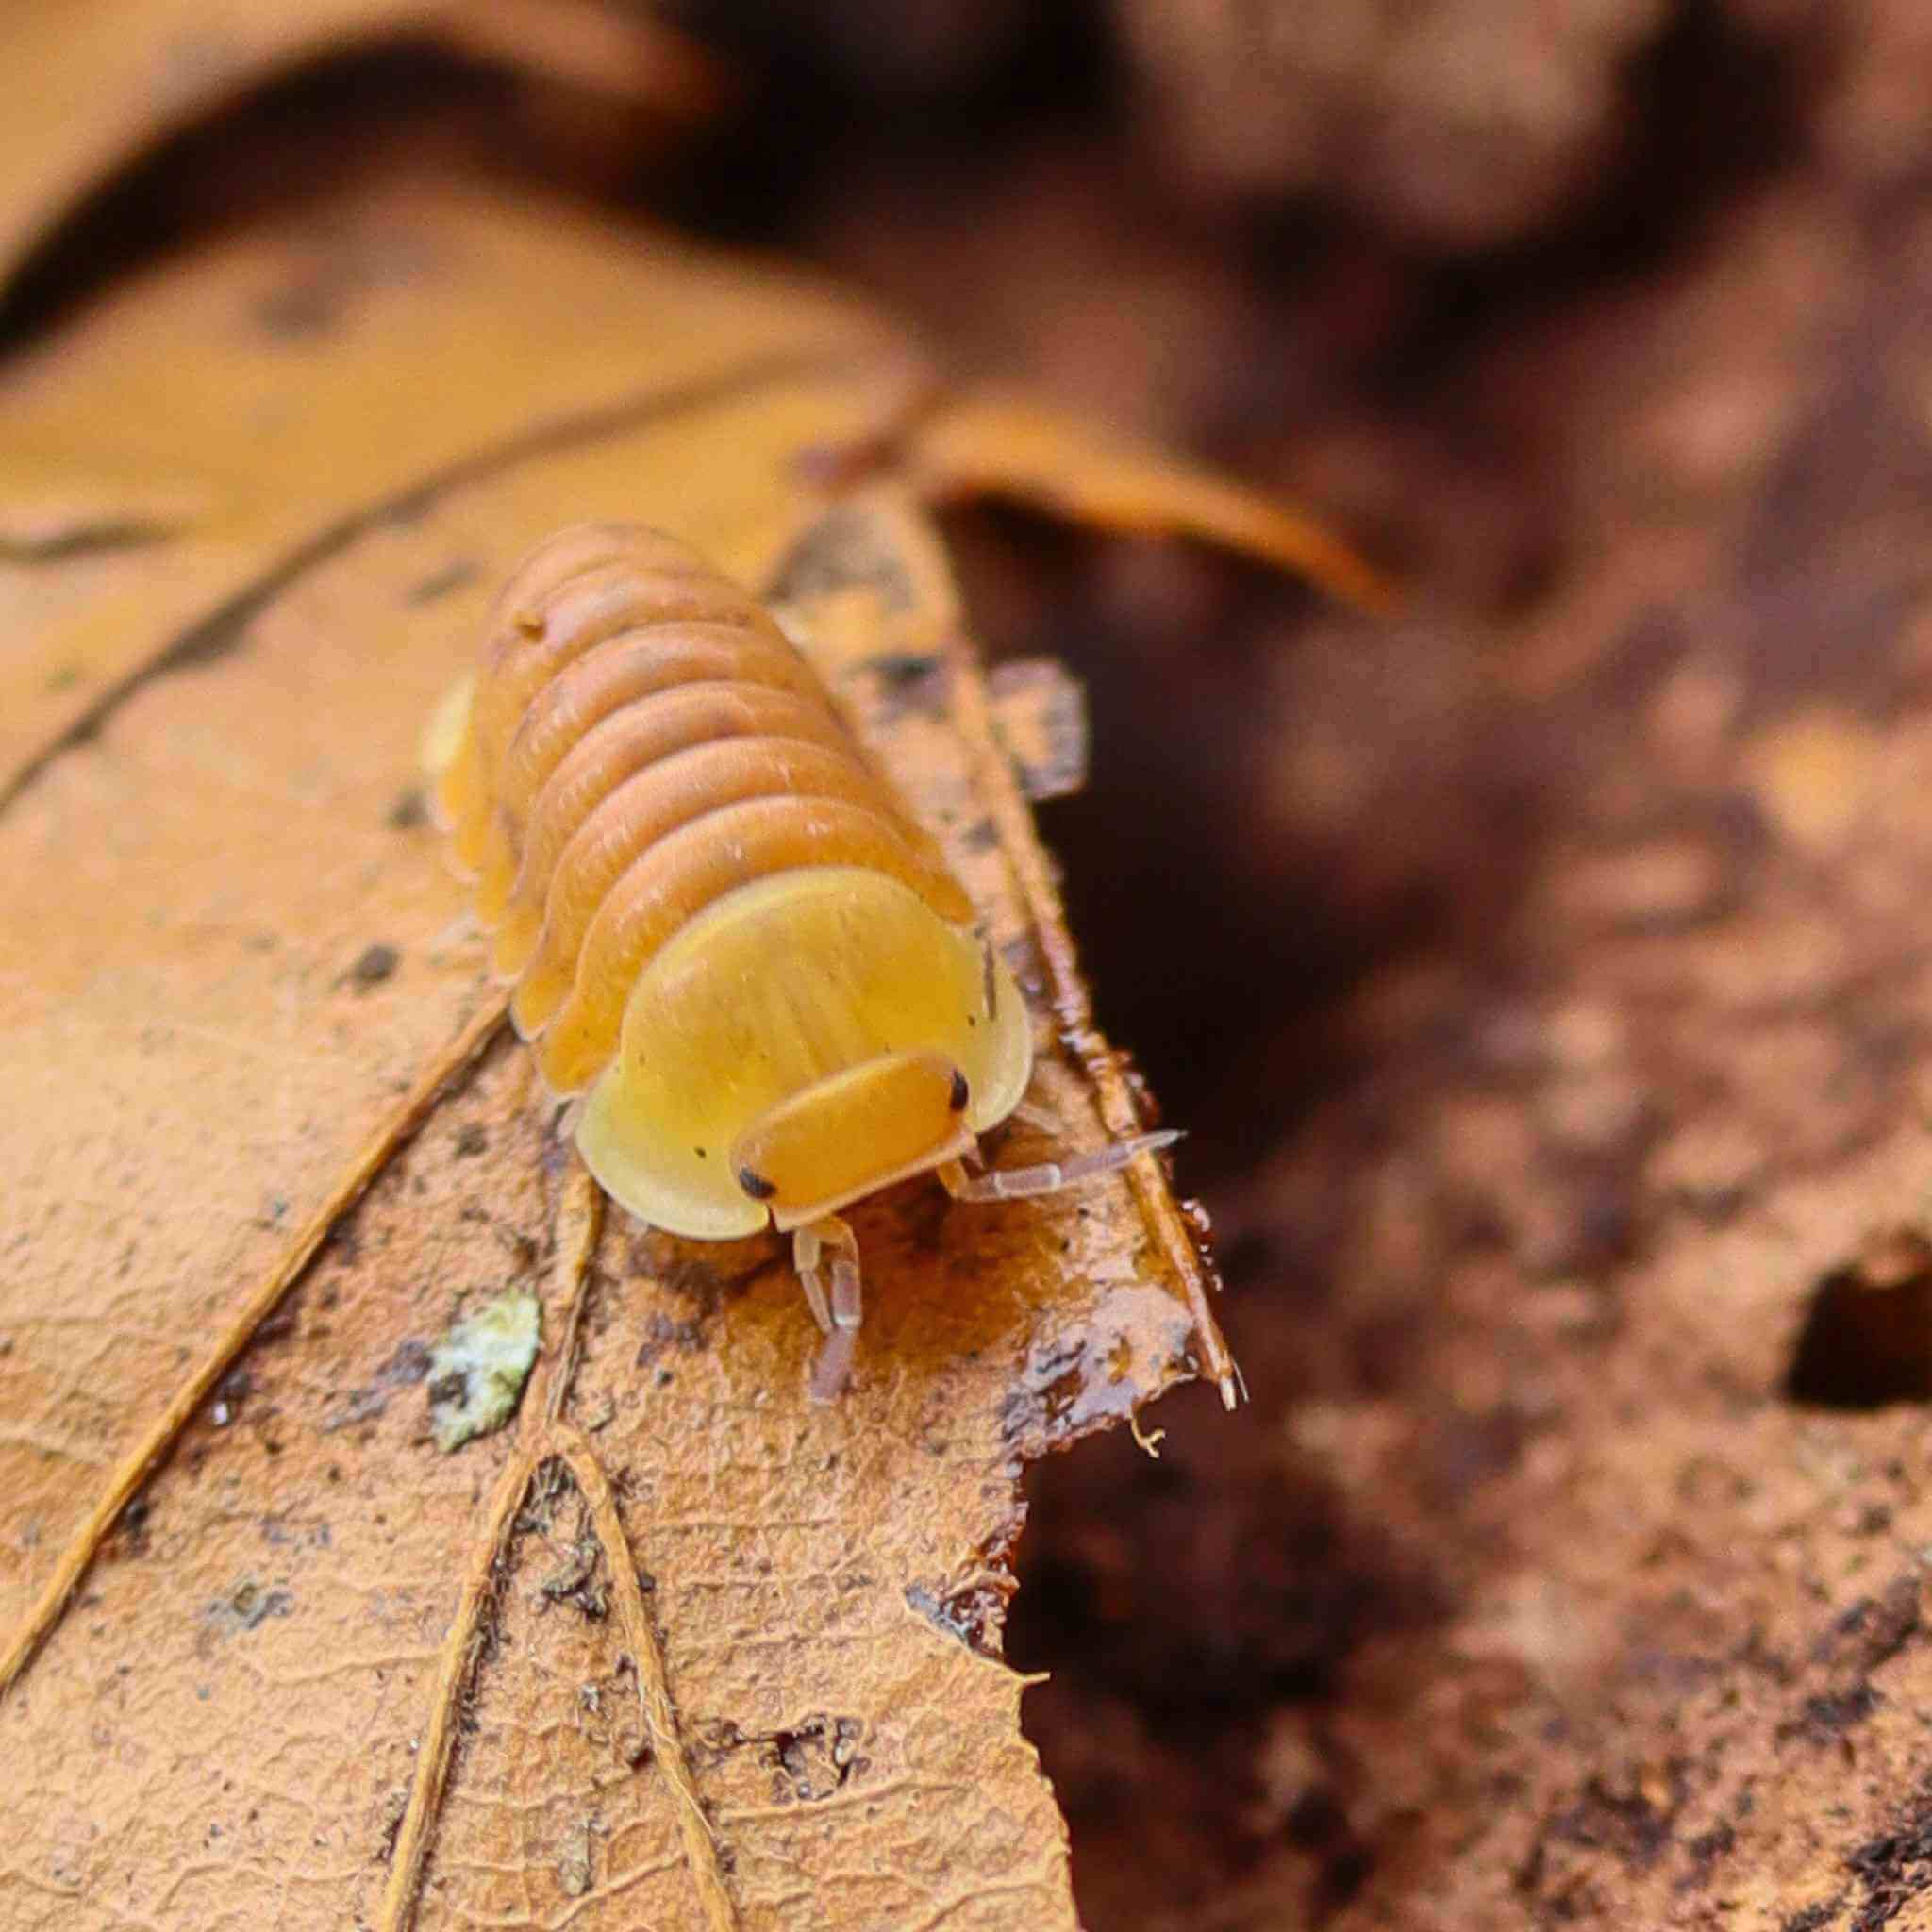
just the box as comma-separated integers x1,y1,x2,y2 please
737,1165,778,1201
949,1069,970,1112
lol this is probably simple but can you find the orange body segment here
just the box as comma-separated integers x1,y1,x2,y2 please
477,630,832,922
426,524,1030,1245
506,728,916,1021
536,792,972,1093
445,549,758,871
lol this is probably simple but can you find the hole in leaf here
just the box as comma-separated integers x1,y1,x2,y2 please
1786,1228,1932,1410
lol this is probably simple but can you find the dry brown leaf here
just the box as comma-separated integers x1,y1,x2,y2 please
0,174,1386,1927
0,188,906,808
0,184,1383,810
904,386,1396,615
0,0,717,282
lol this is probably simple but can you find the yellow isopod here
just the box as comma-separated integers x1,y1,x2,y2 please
428,524,1173,1399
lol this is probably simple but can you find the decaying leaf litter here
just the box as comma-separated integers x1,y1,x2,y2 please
884,26,1932,1932
30,6,1932,1930
0,48,1382,1924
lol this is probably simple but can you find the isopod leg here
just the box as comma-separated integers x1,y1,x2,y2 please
940,1129,1180,1204
792,1224,834,1335
795,1216,863,1403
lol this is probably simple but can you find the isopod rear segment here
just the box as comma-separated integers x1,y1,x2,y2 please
426,524,1174,1400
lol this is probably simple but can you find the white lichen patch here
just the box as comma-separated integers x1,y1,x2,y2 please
425,1291,541,1452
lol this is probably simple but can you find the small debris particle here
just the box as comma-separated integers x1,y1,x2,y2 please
905,1579,1008,1657
987,656,1091,801
321,1338,432,1432
854,646,951,722
118,1495,152,1557
384,1339,434,1385
205,1578,295,1641
1783,1682,1880,1744
210,1369,251,1427
1685,1819,1735,1877
377,1789,408,1859
540,1544,608,1621
454,1124,489,1158
868,650,941,688
1819,1575,1923,1673
1846,1790,1932,1929
404,558,481,607
1780,1903,1840,1932
557,1821,593,1897
635,1311,705,1370
765,507,917,609
385,789,428,830
425,1292,541,1452
348,943,400,990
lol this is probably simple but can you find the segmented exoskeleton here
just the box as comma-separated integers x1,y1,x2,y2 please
427,525,1171,1398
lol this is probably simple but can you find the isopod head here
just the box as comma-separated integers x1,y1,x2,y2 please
575,865,1032,1240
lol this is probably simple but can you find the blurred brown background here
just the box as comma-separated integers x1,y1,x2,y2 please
14,3,1932,1925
